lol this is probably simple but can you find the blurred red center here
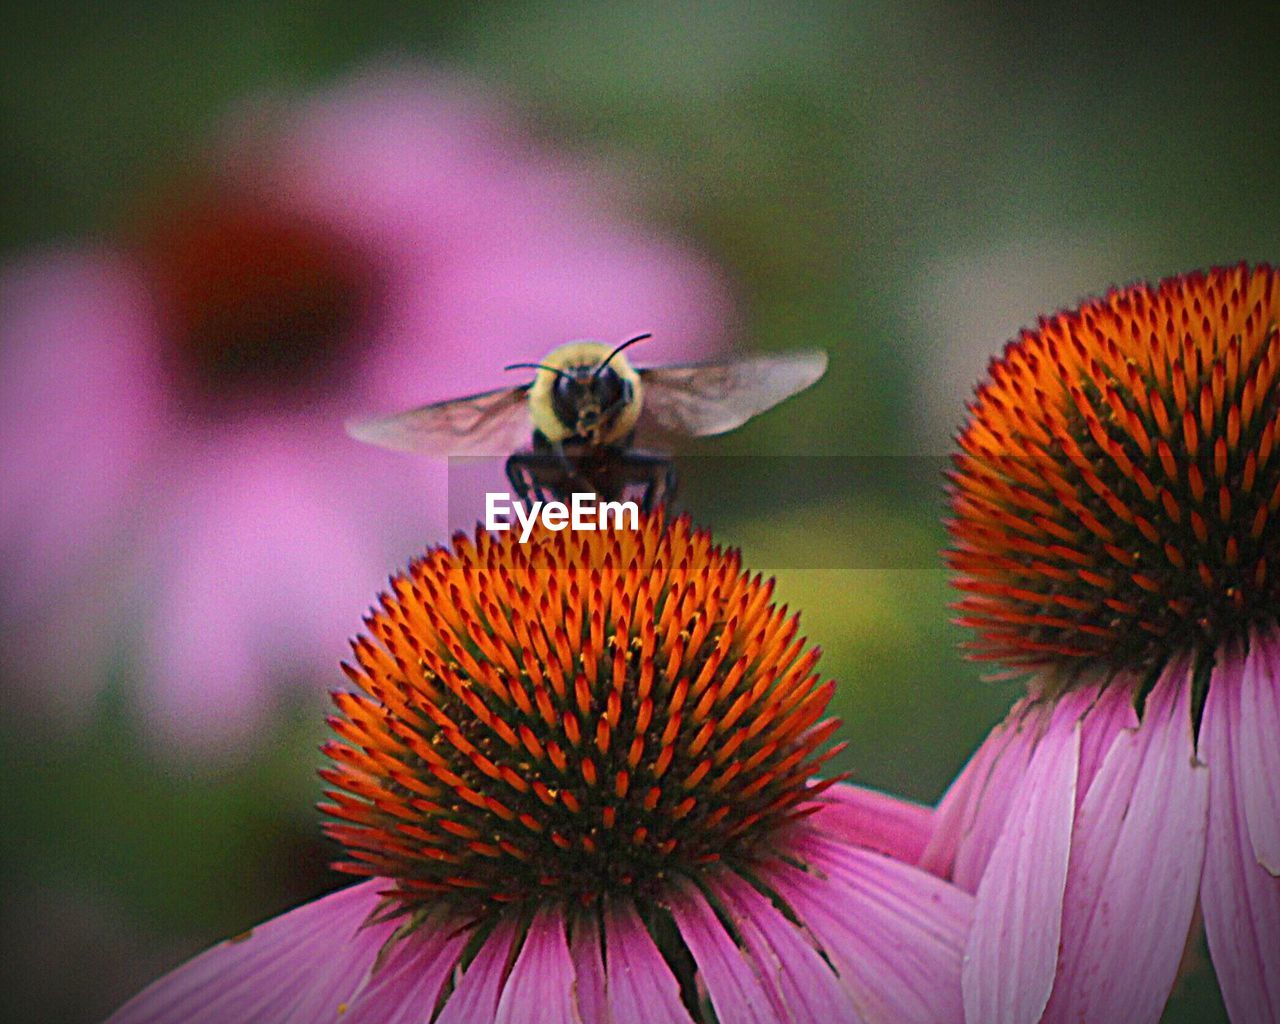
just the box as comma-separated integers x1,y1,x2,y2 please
141,191,377,408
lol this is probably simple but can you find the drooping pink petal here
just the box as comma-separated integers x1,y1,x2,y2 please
341,912,470,1024
494,906,579,1024
105,880,389,1024
817,783,933,863
1074,678,1139,800
1200,653,1280,1024
960,695,1081,1024
1041,658,1209,1024
765,833,968,1024
603,899,695,1024
436,915,519,1024
920,697,1045,889
1237,628,1280,874
568,911,610,1024
664,879,778,1024
707,871,859,1024
915,726,1002,880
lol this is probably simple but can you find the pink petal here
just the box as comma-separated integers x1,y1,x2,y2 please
1041,659,1209,1024
0,250,165,713
138,422,389,749
1237,628,1280,874
920,697,1046,890
816,783,934,863
106,880,389,1024
961,697,1081,1024
269,67,532,249
765,834,968,1024
0,250,163,599
436,915,519,1024
665,879,778,1024
494,906,579,1024
413,225,731,411
342,912,470,1024
273,70,729,415
569,911,610,1024
1201,651,1280,1024
707,871,859,1024
1072,676,1139,800
603,899,695,1024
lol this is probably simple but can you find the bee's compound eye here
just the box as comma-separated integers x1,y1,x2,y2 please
550,371,581,428
553,374,576,400
594,366,624,408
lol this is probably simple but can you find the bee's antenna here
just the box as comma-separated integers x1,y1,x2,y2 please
594,332,652,378
504,362,573,381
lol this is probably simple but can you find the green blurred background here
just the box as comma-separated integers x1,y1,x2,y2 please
4,3,1278,1020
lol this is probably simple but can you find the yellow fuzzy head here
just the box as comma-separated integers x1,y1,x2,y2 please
526,340,644,445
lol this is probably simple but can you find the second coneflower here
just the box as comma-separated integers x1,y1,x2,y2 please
110,513,971,1024
926,263,1279,1024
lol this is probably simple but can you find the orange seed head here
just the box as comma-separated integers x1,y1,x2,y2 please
949,263,1280,669
321,513,842,917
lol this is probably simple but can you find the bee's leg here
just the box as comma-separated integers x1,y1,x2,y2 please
661,463,679,508
617,453,677,513
499,453,524,506
505,455,537,507
507,451,572,506
641,468,678,514
551,444,590,501
553,444,575,478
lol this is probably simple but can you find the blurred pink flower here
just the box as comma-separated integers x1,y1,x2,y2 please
0,67,732,750
930,265,1279,1023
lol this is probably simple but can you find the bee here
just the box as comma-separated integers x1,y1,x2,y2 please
347,334,827,511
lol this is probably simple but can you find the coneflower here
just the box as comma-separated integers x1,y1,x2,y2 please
0,66,732,751
926,263,1278,1023
110,513,971,1023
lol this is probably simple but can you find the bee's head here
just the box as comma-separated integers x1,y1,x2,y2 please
546,362,630,439
517,335,649,445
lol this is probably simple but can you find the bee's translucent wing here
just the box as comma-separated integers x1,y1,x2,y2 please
346,385,532,456
637,350,827,438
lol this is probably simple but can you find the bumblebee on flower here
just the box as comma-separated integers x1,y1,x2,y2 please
110,513,972,1024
